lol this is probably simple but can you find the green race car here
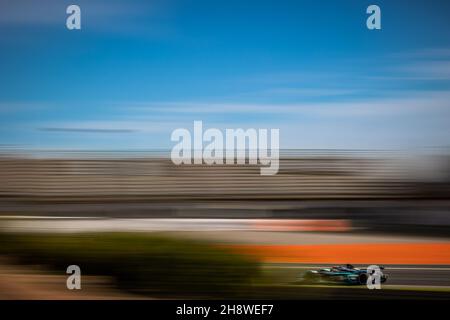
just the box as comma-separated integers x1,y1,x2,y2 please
298,264,388,285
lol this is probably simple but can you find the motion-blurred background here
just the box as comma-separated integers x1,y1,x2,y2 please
1,148,450,299
1,0,450,299
1,148,450,233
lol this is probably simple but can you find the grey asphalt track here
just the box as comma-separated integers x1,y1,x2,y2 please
265,264,450,287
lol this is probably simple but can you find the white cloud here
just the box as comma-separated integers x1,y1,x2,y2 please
128,90,450,118
0,0,170,37
397,60,450,80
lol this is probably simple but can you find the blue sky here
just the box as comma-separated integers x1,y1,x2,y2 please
1,0,450,150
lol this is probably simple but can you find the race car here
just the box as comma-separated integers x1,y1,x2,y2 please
297,264,388,285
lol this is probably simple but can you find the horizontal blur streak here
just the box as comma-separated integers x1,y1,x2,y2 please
0,148,450,232
0,218,351,233
0,149,448,198
229,243,450,264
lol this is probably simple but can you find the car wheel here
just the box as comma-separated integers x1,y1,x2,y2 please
358,273,368,285
303,272,318,284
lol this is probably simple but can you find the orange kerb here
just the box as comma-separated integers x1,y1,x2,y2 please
228,243,450,265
